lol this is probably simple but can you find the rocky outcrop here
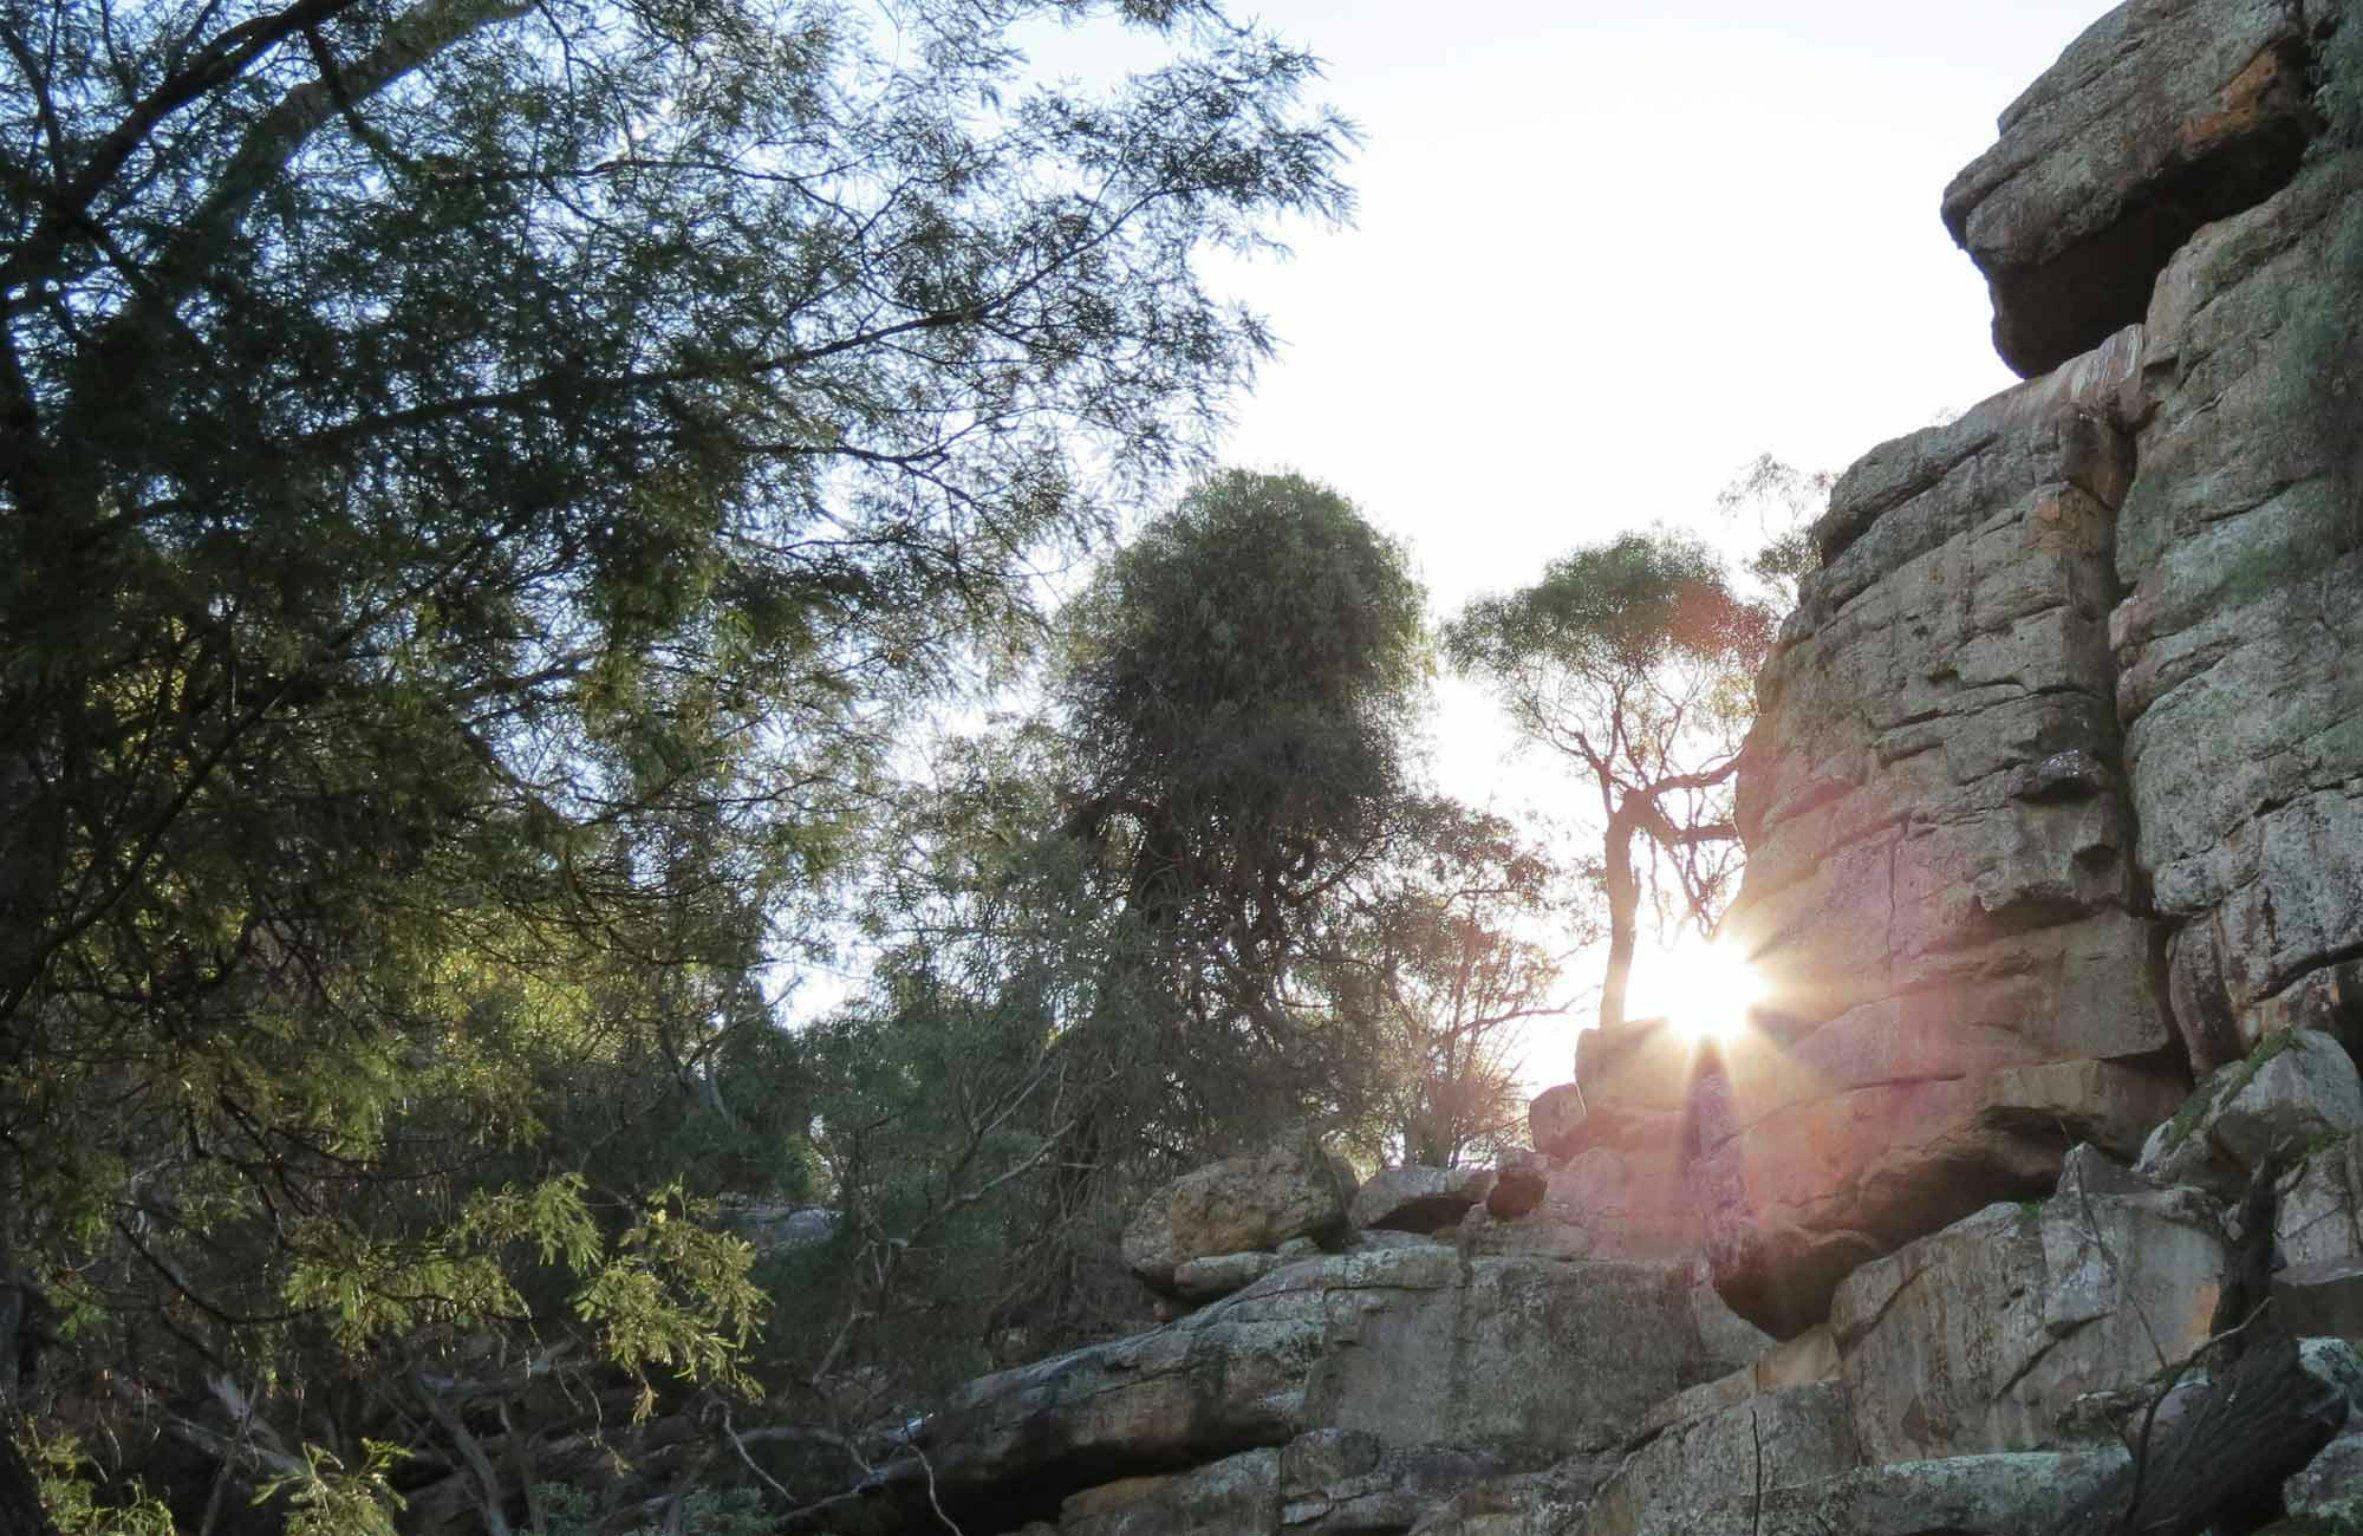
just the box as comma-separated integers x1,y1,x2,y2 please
1943,0,2328,376
2113,147,2363,1075
870,1247,1756,1533
1705,0,2363,1333
1124,1134,1357,1290
825,7,2363,1533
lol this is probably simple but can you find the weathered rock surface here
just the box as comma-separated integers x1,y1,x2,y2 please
904,1247,1756,1531
1172,1252,1287,1304
1704,306,2190,1333
1350,1166,1493,1234
1942,0,2323,376
2113,149,2363,1074
2138,1027,2363,1191
1830,1173,2228,1465
1124,1134,1356,1290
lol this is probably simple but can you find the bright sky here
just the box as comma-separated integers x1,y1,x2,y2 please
811,5,2118,1075
1122,2,2110,1077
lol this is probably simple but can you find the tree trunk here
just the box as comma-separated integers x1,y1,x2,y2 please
1597,800,1644,1035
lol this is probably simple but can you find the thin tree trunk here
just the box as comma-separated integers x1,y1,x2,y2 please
1598,801,1644,1034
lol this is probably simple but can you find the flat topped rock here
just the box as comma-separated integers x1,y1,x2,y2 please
1122,1132,1355,1290
1349,1165,1494,1234
1941,0,2323,377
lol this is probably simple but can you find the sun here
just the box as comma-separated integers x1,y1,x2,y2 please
1629,935,1767,1047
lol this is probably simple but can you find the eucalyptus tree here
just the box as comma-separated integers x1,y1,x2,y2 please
0,0,1350,1521
1448,532,1775,1034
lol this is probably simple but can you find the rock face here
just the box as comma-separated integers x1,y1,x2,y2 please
1942,0,2326,377
1704,340,2190,1328
883,1247,1755,1533
1124,1134,1357,1290
1706,0,2363,1333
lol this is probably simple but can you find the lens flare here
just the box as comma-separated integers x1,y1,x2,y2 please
1630,936,1766,1047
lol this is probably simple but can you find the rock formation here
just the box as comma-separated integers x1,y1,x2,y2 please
813,2,2363,1529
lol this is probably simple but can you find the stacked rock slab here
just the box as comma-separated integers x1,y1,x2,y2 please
1700,329,2186,1333
1703,0,2363,1338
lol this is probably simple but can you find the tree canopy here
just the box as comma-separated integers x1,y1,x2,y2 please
0,0,1354,1525
1448,530,1775,1034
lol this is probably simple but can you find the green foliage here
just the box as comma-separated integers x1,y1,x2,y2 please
255,1444,409,1536
0,0,1351,1517
30,1433,175,1536
1066,469,1427,1026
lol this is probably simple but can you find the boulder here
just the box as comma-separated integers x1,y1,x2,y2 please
1527,1084,1587,1161
1123,1134,1355,1290
1350,1166,1494,1234
2137,1028,2363,1191
2279,1130,2363,1271
1485,1149,1548,1220
1830,1173,2230,1465
1941,0,2321,376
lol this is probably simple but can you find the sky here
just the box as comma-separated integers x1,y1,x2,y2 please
1033,0,2108,836
1096,1,2112,1075
810,3,2121,1073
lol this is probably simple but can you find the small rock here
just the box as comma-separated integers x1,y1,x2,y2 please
1487,1147,1548,1219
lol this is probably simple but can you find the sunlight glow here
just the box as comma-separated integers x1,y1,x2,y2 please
1630,936,1767,1047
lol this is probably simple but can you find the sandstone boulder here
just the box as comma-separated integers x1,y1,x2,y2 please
1124,1134,1355,1290
1941,0,2321,376
1350,1166,1493,1234
1829,1170,2229,1465
1485,1149,1548,1220
2137,1028,2363,1191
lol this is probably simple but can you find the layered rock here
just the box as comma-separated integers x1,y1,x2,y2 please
845,1246,1757,1534
1942,0,2328,376
1702,333,2187,1332
2113,148,2363,1074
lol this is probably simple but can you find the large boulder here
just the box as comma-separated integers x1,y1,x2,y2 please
1123,1135,1356,1290
1829,1166,2230,1465
1941,0,2324,377
1350,1166,1493,1235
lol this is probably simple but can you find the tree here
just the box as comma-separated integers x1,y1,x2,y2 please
0,0,1351,1520
1062,468,1426,1075
1447,532,1775,1034
1310,797,1572,1168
